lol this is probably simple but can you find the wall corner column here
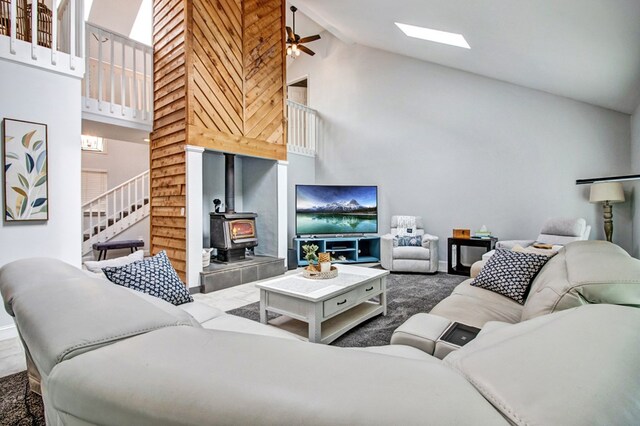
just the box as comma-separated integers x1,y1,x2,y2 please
185,145,204,288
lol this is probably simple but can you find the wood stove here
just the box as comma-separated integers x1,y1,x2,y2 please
210,154,258,262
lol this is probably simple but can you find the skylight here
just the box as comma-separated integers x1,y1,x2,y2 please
395,22,470,49
130,0,152,46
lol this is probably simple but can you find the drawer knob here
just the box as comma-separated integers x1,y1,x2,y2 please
337,299,347,305
365,286,374,292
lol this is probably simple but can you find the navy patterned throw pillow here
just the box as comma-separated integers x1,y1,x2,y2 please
102,250,193,306
394,235,423,247
471,249,550,304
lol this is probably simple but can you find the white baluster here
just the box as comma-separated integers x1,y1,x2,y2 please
51,0,57,64
143,48,147,120
132,42,138,118
9,0,16,54
121,41,126,115
84,27,89,106
31,0,37,59
110,36,114,112
97,29,103,110
89,201,93,238
69,0,75,69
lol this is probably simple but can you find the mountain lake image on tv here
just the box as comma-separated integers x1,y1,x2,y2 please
296,185,378,235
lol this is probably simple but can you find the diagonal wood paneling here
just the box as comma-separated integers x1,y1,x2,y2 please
242,0,285,146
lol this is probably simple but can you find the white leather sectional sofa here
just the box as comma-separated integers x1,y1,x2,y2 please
1,245,640,425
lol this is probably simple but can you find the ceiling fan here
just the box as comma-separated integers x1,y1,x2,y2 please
286,6,321,58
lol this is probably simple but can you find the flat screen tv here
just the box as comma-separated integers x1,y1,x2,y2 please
296,185,378,235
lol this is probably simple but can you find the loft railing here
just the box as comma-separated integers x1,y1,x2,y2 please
82,22,153,129
82,170,150,254
0,0,84,77
287,100,318,157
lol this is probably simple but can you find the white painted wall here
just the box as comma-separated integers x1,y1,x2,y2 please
631,104,640,258
287,32,633,262
242,157,279,256
0,59,82,327
287,153,316,243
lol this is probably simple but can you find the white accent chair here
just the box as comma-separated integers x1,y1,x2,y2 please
481,217,591,263
381,216,439,274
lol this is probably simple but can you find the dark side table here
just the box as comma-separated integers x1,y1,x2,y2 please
447,237,498,276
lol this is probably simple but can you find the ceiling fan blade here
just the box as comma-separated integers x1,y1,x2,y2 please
298,34,321,44
286,26,295,42
298,44,315,56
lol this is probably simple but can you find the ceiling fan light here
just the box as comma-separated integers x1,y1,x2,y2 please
295,49,300,56
292,44,298,52
286,46,292,55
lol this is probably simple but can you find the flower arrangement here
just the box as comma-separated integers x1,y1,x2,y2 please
301,243,319,270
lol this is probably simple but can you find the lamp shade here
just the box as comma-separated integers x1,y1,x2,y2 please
589,182,625,203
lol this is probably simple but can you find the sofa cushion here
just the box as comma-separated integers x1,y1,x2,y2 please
392,246,430,260
352,345,441,362
103,251,193,306
444,304,640,425
471,249,550,304
521,241,640,320
179,301,225,324
200,314,303,341
0,258,197,377
430,281,523,328
47,327,507,425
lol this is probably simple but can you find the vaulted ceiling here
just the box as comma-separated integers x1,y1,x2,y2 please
291,0,640,114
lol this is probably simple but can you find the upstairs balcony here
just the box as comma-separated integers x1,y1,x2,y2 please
82,22,153,132
0,0,85,77
0,1,152,132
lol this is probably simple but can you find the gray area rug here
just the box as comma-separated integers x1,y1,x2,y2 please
228,272,466,347
0,371,44,426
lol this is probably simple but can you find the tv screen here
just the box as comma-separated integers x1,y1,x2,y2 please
296,185,378,235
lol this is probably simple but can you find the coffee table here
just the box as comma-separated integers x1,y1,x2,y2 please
256,264,389,344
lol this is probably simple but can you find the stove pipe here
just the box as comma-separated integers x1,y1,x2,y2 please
225,153,235,213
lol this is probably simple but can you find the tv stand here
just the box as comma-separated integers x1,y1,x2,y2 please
293,236,381,267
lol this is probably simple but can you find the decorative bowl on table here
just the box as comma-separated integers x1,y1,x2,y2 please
303,265,338,280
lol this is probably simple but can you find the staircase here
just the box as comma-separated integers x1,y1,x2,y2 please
82,170,150,254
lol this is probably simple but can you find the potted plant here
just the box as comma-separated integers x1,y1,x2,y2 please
301,243,319,271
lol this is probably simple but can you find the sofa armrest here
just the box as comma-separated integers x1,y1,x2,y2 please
380,234,394,270
470,260,485,278
495,240,535,250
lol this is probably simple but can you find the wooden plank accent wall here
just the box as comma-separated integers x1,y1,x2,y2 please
151,0,188,280
151,0,286,283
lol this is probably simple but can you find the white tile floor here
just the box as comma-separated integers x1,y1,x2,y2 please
0,269,304,379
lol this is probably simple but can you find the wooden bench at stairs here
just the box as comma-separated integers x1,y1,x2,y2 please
92,240,145,261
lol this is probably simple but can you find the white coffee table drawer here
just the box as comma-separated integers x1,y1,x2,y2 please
356,280,381,299
323,289,358,317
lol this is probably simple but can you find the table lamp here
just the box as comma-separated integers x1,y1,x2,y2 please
589,182,625,242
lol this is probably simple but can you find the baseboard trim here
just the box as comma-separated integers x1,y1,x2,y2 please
0,324,18,341
438,260,447,273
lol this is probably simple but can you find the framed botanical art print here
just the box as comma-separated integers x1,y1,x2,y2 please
2,118,49,222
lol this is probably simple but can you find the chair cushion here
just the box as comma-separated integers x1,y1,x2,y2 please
394,235,422,247
539,217,586,237
430,281,523,328
471,249,551,304
84,250,144,274
392,246,431,260
103,251,193,306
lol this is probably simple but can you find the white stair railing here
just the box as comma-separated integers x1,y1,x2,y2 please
0,0,84,77
82,170,150,254
82,22,153,129
287,100,318,157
